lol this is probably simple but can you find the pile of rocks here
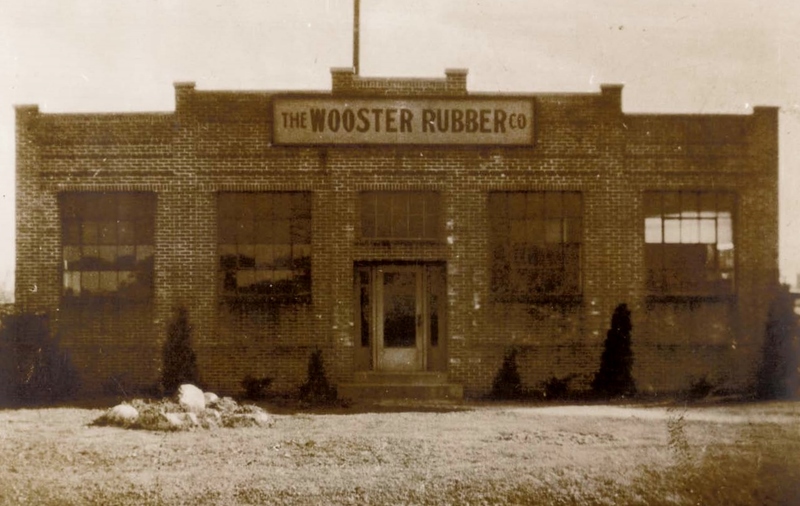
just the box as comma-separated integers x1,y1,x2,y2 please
93,384,271,431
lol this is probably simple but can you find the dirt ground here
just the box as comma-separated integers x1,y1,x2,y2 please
0,400,798,505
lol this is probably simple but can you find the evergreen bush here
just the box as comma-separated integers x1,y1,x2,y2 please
161,307,199,395
0,311,80,405
299,348,336,404
757,284,799,400
241,375,273,400
490,348,523,399
591,303,636,398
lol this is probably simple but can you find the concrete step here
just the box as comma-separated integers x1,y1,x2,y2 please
337,382,464,401
351,371,450,385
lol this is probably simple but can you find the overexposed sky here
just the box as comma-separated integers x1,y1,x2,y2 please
1,0,799,299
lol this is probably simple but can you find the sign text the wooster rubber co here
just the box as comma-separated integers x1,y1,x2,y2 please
273,97,534,145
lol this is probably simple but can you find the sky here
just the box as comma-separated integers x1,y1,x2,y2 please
1,0,799,300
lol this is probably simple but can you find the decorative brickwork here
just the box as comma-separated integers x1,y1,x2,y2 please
15,69,779,397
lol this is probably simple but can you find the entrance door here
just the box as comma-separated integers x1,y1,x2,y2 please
375,266,422,371
355,264,446,373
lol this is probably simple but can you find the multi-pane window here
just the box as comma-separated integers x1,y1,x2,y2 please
489,192,582,300
218,192,311,304
360,191,440,240
61,192,156,301
644,191,735,296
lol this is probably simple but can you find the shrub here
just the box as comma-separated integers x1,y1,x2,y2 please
686,375,715,400
161,307,199,395
241,375,273,400
299,348,336,404
490,348,523,400
542,374,575,400
757,284,799,400
591,303,636,398
0,311,80,405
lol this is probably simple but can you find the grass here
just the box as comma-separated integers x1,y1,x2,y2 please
0,400,798,505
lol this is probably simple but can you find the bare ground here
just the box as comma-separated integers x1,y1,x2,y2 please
0,400,798,505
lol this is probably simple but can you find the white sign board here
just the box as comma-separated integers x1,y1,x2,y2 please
273,97,534,145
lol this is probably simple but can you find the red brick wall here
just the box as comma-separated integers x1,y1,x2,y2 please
15,77,779,397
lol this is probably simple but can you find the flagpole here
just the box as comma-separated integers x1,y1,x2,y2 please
353,0,360,75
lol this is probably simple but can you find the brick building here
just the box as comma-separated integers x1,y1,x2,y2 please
15,68,779,398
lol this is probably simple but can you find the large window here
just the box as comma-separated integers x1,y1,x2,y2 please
644,191,735,296
489,192,582,300
218,192,311,305
360,191,440,240
61,192,155,301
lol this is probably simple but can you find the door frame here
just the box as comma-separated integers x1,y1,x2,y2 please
354,262,447,373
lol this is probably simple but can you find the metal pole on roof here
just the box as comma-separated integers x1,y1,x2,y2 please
353,0,360,74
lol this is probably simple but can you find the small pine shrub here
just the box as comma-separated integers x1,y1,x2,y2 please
757,284,799,400
591,303,636,398
490,348,523,400
0,312,80,405
542,374,575,400
299,348,337,404
161,307,199,395
686,375,715,400
241,375,273,400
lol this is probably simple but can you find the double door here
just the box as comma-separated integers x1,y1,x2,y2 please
355,264,446,372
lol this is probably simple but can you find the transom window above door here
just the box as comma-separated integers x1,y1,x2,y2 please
360,191,440,240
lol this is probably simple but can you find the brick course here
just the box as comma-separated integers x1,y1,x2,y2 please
15,69,779,397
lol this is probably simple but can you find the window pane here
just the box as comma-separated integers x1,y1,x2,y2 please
717,193,735,215
236,220,254,244
64,272,81,296
219,194,241,219
291,219,311,244
118,221,135,244
563,192,582,217
644,190,735,295
565,218,582,243
718,215,733,246
680,219,699,244
645,217,662,243
545,193,563,217
664,219,681,243
82,271,100,293
508,193,526,219
255,244,274,269
253,194,274,219
490,191,582,299
273,194,292,220
98,222,117,245
291,192,312,218
63,220,81,245
663,192,681,218
699,192,717,218
699,219,716,243
527,193,545,219
510,220,527,243
362,192,440,240
82,222,99,244
99,272,118,293
118,245,135,268
134,219,154,244
681,192,699,218
545,219,562,243
274,244,291,269
643,192,662,219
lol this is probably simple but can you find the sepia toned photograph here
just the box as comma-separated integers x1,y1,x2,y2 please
0,1,798,504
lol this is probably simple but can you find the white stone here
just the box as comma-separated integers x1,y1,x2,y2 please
177,384,206,413
203,392,219,404
163,412,185,428
106,404,138,424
